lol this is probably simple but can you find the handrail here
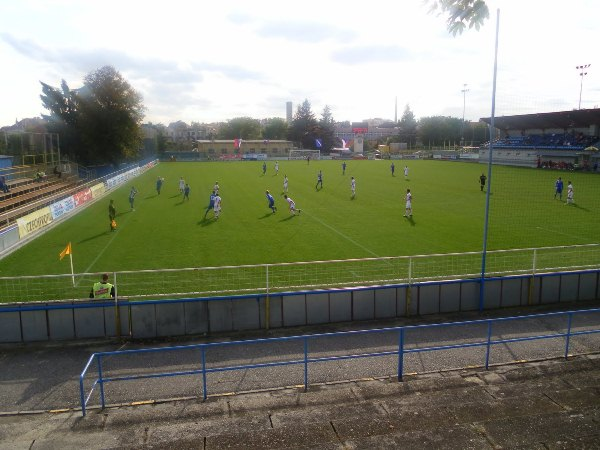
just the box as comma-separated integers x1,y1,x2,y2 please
79,307,600,416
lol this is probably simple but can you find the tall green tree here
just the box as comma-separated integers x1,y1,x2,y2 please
262,118,288,140
418,116,463,146
318,105,336,152
217,117,262,140
287,99,320,149
40,66,144,166
398,104,418,146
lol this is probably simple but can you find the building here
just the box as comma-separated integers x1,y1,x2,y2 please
164,139,295,160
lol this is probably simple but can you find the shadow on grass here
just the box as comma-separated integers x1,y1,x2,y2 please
568,203,590,212
144,194,158,199
279,214,297,222
259,212,275,219
78,231,110,244
169,194,180,199
198,217,217,227
404,215,416,226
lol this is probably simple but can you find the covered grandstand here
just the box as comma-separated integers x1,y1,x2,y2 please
479,109,600,170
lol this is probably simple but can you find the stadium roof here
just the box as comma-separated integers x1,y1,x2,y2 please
480,108,600,131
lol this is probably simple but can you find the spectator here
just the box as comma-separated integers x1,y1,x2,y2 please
0,175,9,193
89,273,115,299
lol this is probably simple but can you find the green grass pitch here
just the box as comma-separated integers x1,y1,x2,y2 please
1,159,598,280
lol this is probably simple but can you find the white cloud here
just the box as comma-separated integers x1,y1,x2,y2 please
1,0,598,127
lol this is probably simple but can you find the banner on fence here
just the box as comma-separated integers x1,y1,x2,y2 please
50,195,76,220
17,207,53,238
90,182,106,199
73,188,93,207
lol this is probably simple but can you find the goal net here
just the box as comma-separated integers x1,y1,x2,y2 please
288,149,320,160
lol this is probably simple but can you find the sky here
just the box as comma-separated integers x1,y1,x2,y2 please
1,0,598,128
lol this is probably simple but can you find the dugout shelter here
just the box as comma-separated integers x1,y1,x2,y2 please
479,108,600,169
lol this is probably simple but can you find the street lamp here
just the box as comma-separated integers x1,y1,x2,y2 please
461,83,469,146
576,64,591,109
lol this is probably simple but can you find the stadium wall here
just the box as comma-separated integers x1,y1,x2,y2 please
0,269,598,343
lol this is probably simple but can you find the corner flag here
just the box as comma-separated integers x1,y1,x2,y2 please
59,242,71,260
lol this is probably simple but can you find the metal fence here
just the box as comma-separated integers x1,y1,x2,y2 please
79,307,600,416
2,243,600,304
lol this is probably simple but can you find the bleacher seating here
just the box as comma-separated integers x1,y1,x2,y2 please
0,164,81,229
482,133,599,150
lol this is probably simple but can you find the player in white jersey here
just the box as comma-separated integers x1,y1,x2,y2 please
275,161,279,175
351,177,356,198
283,175,288,193
213,182,219,194
283,195,301,215
404,166,409,179
179,177,185,193
566,181,574,205
213,194,222,218
404,189,412,217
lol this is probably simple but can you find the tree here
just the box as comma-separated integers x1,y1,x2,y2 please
217,117,262,140
398,104,418,146
262,118,288,140
318,105,336,152
40,66,145,166
287,99,320,149
418,116,464,147
426,0,490,35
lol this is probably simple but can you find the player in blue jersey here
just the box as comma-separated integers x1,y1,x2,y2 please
266,190,277,213
554,177,563,200
204,191,216,219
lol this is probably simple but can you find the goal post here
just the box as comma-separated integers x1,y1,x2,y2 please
288,149,320,160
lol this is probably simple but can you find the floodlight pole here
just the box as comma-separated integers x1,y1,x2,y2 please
461,84,469,146
480,9,500,312
576,64,590,109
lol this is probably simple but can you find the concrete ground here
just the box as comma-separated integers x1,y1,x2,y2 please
0,355,599,449
1,305,599,449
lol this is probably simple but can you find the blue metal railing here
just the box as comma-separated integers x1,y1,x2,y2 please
79,307,600,416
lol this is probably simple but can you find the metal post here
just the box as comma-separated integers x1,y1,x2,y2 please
529,249,537,305
303,337,309,392
479,9,501,312
114,272,121,339
97,355,106,409
397,328,405,381
485,321,493,369
201,346,208,400
564,313,573,359
406,257,412,317
265,265,270,330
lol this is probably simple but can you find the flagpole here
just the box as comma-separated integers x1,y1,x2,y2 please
69,246,75,286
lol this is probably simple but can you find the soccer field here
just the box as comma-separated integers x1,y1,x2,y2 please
1,159,599,281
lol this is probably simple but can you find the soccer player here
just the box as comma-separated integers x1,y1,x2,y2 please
275,161,279,175
404,188,412,217
391,162,395,176
179,177,185,194
266,190,277,213
262,161,267,175
204,191,216,219
342,161,347,175
283,175,289,194
404,166,409,179
351,176,356,198
566,181,574,205
284,194,301,215
156,176,163,195
213,193,222,218
315,170,323,190
213,181,219,194
183,183,190,201
479,173,487,192
108,199,116,232
129,186,138,211
554,177,564,200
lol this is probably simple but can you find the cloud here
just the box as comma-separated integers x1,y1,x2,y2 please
331,45,413,65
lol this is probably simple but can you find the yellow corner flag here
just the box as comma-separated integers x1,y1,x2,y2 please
59,242,72,260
